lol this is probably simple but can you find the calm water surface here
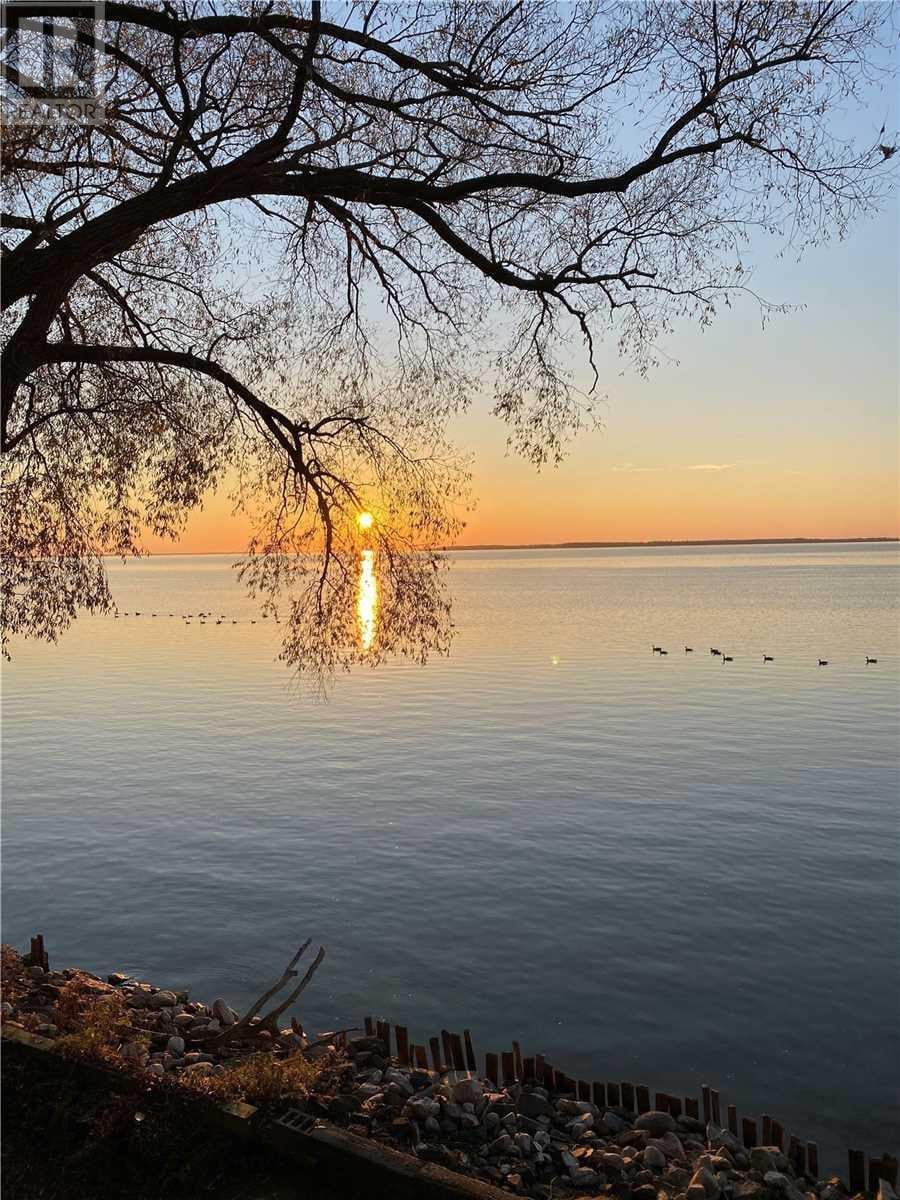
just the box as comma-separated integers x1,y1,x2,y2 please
3,543,898,1167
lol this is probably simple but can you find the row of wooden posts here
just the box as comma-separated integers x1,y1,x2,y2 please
360,1015,898,1197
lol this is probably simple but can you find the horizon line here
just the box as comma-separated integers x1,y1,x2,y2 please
139,535,899,557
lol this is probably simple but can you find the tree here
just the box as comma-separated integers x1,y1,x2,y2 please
1,0,894,675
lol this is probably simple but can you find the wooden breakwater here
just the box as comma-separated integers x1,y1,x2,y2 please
359,1014,898,1194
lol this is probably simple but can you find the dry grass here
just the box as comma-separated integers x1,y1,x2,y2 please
55,979,137,1063
176,1048,331,1104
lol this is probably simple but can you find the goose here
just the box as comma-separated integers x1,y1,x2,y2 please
684,646,693,653
232,620,237,625
866,656,878,664
710,647,721,656
652,645,662,653
763,655,774,662
135,611,141,616
659,648,669,655
722,655,734,662
216,620,223,625
818,659,828,666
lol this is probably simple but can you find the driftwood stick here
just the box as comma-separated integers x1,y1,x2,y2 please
210,940,319,1046
257,946,326,1034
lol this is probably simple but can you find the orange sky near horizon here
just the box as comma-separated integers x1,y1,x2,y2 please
143,198,899,555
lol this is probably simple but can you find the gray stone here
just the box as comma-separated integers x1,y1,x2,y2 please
489,1135,513,1157
1,1002,13,1017
166,1036,185,1055
515,1133,533,1156
751,1148,782,1175
147,990,177,1009
211,998,236,1025
644,1145,667,1170
570,1167,599,1186
183,1062,213,1077
636,1110,678,1137
690,1167,720,1199
518,1091,555,1119
452,1077,483,1106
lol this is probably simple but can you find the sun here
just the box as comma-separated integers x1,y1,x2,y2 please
357,511,375,531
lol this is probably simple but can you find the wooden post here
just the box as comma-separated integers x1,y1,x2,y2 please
559,1072,576,1094
376,1020,391,1054
806,1143,819,1180
702,1085,712,1124
364,1017,374,1036
685,1096,700,1120
635,1085,650,1114
395,1025,410,1066
742,1118,758,1149
414,1044,428,1070
592,1081,607,1108
656,1091,670,1114
607,1082,621,1107
881,1156,899,1188
523,1056,535,1082
485,1053,499,1087
578,1080,591,1101
501,1051,516,1085
429,1037,442,1072
450,1033,465,1071
669,1095,683,1119
512,1041,523,1080
441,1030,453,1067
848,1151,866,1194
762,1116,772,1144
621,1082,635,1111
869,1161,884,1194
542,1062,555,1090
711,1089,721,1126
727,1105,738,1136
771,1120,784,1150
463,1030,477,1072
534,1053,545,1083
789,1137,805,1175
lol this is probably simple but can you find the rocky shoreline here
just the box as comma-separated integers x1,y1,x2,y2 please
1,946,896,1200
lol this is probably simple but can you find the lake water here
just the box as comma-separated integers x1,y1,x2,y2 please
2,543,898,1168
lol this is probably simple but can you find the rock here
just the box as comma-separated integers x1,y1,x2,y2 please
518,1091,555,1119
409,1071,431,1090
424,1117,441,1136
147,1063,165,1077
0,1002,13,1018
637,1111,678,1136
211,998,236,1025
644,1145,668,1170
173,1013,194,1029
166,1036,185,1055
183,1062,213,1077
407,1098,440,1121
604,1112,630,1133
560,1150,579,1171
601,1152,627,1173
690,1167,721,1199
120,1041,147,1062
515,1133,532,1156
558,1099,597,1116
205,1020,221,1034
27,966,47,980
878,1183,897,1200
751,1148,782,1175
36,1023,58,1036
147,990,178,1009
489,1135,513,1157
569,1167,599,1186
329,1094,362,1119
735,1183,763,1200
634,1186,658,1200
452,1077,483,1106
708,1125,741,1154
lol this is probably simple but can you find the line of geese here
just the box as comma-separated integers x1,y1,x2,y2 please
114,611,278,625
651,646,878,665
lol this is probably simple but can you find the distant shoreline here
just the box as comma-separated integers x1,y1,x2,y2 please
445,536,899,551
137,536,899,557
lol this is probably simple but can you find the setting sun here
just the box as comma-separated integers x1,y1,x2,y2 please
357,511,374,531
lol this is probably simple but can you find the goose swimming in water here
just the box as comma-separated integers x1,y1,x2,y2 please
659,649,668,655
652,645,662,653
710,647,721,656
866,656,878,664
818,659,828,666
722,655,734,662
685,646,693,653
763,655,774,662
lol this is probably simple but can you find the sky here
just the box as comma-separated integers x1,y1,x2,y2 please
146,92,899,553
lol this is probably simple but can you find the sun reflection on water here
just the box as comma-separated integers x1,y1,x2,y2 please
357,548,377,650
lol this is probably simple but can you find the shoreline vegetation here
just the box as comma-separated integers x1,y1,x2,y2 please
2,941,897,1200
